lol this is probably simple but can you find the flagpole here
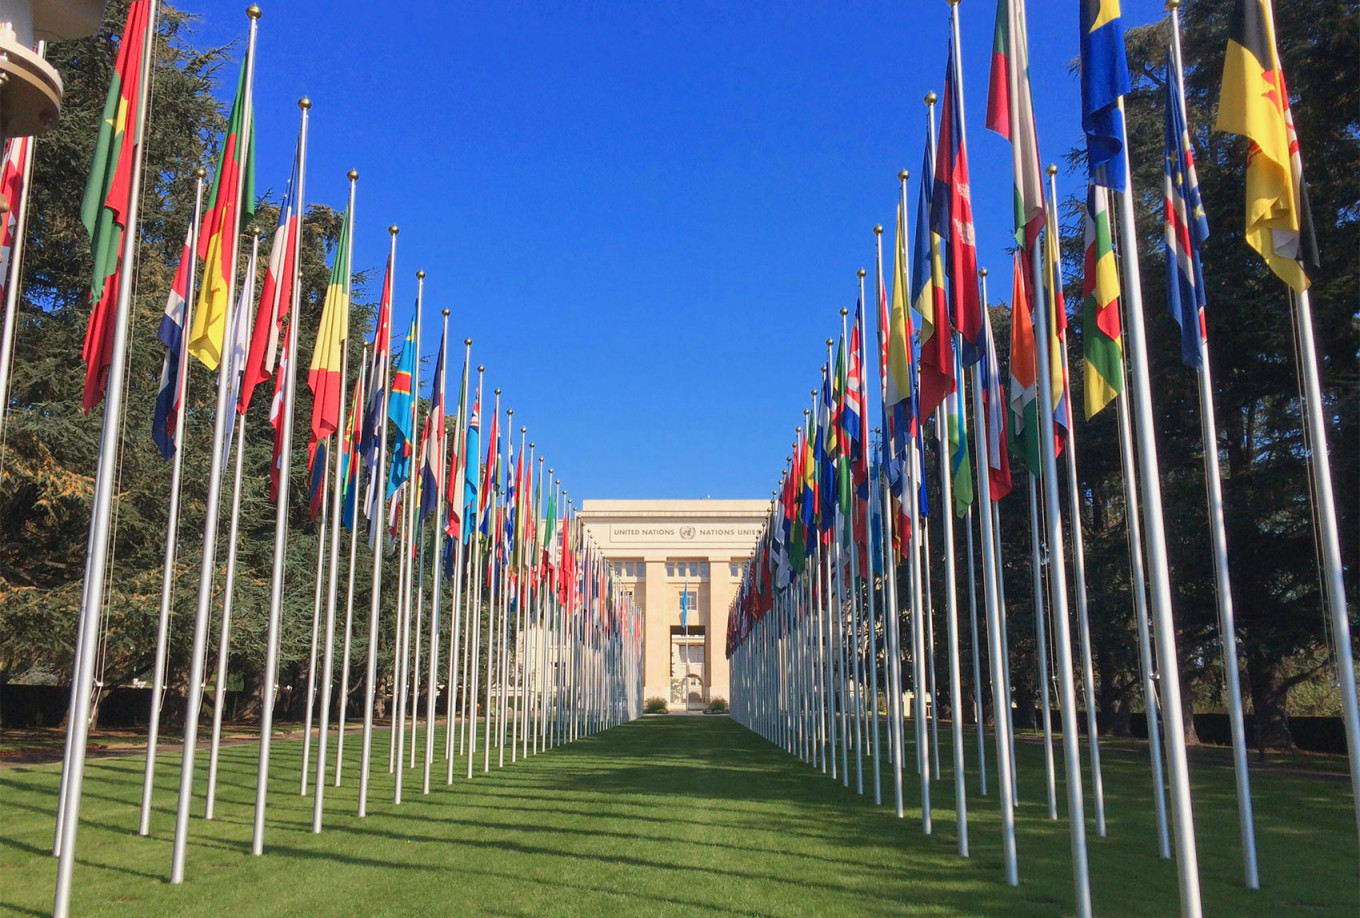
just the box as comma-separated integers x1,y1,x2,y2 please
992,497,1019,807
905,348,929,832
480,392,502,774
938,370,967,856
170,10,260,884
964,503,985,796
394,269,425,802
337,341,366,787
205,225,261,819
0,100,38,451
1029,471,1057,819
444,340,473,777
1108,87,1203,911
248,92,309,854
1163,1,1256,881
315,169,358,809
465,382,488,776
1035,165,1091,918
357,225,399,817
52,5,158,911
300,452,331,794
138,165,205,837
884,171,910,817
421,309,450,792
1048,183,1106,835
1115,377,1170,858
409,490,427,769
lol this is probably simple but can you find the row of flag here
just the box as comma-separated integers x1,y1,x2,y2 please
22,4,646,916
725,3,1346,918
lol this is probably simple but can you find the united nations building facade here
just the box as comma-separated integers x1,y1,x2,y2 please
578,500,768,711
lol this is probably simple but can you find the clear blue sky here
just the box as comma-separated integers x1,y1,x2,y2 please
190,0,1170,502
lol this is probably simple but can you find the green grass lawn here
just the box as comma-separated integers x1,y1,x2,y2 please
0,716,1355,916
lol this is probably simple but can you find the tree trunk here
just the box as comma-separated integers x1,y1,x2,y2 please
1246,650,1294,754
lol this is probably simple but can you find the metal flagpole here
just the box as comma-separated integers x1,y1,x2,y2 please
965,504,985,796
357,224,399,818
1051,243,1107,836
422,309,450,793
138,166,205,837
206,226,261,819
839,311,865,797
388,474,408,772
1034,166,1091,918
481,393,502,774
974,272,1018,886
52,5,159,911
938,374,967,857
858,269,885,806
1165,3,1256,881
319,170,358,799
922,518,941,781
993,497,1019,807
409,501,427,769
300,452,331,794
336,340,367,787
1030,472,1057,818
465,403,488,776
444,341,473,775
906,362,929,833
170,14,261,883
394,269,424,801
250,93,310,852
1116,380,1170,857
0,80,39,448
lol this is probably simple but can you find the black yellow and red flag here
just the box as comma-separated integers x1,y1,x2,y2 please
1217,0,1313,292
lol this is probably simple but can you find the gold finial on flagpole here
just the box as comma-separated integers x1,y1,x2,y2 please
874,225,883,236
442,308,450,317
389,225,399,236
1047,163,1058,176
856,269,865,279
1166,0,1181,8
247,4,262,20
898,169,909,182
925,91,937,105
841,307,848,317
348,169,359,181
299,97,311,111
979,267,989,278
193,166,207,179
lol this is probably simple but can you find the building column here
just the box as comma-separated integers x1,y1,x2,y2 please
642,558,668,706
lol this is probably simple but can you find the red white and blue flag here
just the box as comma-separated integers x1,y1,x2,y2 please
932,34,983,366
1164,49,1210,368
419,330,447,521
153,225,192,460
240,139,300,415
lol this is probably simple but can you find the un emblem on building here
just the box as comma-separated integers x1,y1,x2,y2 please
679,526,696,540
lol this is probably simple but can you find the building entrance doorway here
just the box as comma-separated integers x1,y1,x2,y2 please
670,627,706,710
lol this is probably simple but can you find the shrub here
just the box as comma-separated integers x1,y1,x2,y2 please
704,697,729,714
644,697,669,714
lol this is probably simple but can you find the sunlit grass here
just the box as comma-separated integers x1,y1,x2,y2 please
0,716,1355,916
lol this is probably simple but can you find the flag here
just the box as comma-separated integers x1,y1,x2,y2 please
386,315,418,498
152,224,192,460
1216,0,1312,292
1165,50,1211,368
419,330,447,521
221,239,257,464
444,356,468,546
933,37,983,365
80,0,152,412
1082,182,1124,418
986,0,1046,248
886,189,913,410
463,395,481,544
681,583,689,632
844,300,866,473
0,137,31,301
268,334,290,502
1079,0,1130,191
360,253,394,527
1008,253,1041,471
240,139,299,414
308,195,351,444
817,359,839,534
340,370,364,531
308,439,328,521
478,409,499,537
981,304,1013,500
947,346,973,516
1042,208,1071,449
187,58,256,371
914,139,953,420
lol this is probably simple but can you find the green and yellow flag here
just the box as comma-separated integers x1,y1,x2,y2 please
188,60,256,369
1082,183,1123,418
81,0,152,412
309,198,351,445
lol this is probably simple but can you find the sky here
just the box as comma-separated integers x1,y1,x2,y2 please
187,0,1174,503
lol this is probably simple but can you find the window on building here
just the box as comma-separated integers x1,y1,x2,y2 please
699,562,709,578
636,562,645,579
623,561,635,577
729,562,739,578
666,562,675,577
